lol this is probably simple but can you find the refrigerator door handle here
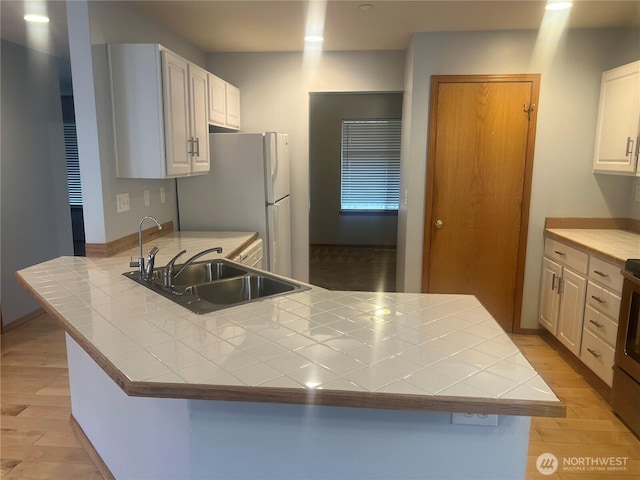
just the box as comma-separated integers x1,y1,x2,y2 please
272,203,278,269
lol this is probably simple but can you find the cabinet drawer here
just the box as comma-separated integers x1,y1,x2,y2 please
589,256,623,293
584,306,618,346
586,281,622,320
580,328,615,386
544,238,588,274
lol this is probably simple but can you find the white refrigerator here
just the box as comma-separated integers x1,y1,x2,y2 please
176,132,292,277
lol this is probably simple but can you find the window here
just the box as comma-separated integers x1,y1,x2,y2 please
340,119,401,212
63,124,82,206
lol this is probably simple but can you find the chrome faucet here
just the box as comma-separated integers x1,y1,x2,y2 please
129,216,162,277
144,246,160,281
162,246,223,287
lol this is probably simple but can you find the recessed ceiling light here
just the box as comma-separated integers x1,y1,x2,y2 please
359,4,373,11
545,1,573,11
304,35,324,42
24,14,50,23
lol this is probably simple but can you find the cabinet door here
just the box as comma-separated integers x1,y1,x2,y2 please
593,61,640,174
189,64,210,174
162,51,191,177
226,83,241,129
207,73,227,126
539,257,562,335
557,268,587,357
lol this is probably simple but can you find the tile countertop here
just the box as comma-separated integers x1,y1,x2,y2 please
16,233,564,418
545,228,640,266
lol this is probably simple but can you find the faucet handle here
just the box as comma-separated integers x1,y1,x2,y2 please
130,256,140,268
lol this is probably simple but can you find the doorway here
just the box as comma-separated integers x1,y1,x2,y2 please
422,75,540,332
309,92,402,292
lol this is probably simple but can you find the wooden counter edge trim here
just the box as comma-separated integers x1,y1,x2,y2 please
15,271,566,419
85,221,174,258
223,232,259,260
545,217,640,233
127,382,566,418
70,414,116,480
544,230,627,267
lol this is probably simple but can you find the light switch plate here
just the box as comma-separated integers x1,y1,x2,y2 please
116,193,130,213
144,189,150,207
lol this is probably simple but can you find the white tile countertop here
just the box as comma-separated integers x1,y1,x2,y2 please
545,228,640,266
16,232,564,417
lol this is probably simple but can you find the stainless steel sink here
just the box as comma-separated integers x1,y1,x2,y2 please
185,274,298,305
151,260,248,288
123,258,308,314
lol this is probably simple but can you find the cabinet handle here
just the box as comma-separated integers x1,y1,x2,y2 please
194,137,200,157
589,319,604,329
586,348,601,359
187,138,194,155
591,295,605,304
593,270,608,278
626,136,634,157
554,250,565,256
551,273,557,291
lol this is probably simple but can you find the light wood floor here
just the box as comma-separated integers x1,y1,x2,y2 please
1,314,639,479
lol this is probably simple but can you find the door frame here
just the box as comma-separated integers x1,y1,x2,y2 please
422,74,541,333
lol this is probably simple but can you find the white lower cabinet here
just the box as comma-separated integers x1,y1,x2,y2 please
579,255,622,387
539,237,623,387
538,239,587,356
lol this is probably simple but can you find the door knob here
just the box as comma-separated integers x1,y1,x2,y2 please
435,219,444,229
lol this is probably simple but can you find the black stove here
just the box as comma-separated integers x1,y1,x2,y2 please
625,259,640,278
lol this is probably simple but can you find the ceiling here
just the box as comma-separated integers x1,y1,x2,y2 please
1,0,639,59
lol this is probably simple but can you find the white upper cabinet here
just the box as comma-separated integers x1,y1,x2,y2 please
225,83,241,129
593,60,640,175
109,44,210,179
207,73,227,126
207,72,241,130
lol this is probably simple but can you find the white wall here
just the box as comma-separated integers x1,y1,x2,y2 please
400,27,639,329
68,0,209,244
0,40,74,326
206,51,406,281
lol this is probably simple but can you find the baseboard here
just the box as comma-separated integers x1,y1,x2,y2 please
85,221,173,258
540,329,612,403
0,308,45,335
70,414,115,480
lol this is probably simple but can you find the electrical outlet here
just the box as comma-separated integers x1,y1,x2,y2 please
160,187,166,204
116,193,130,213
635,186,640,202
144,189,150,207
452,413,498,426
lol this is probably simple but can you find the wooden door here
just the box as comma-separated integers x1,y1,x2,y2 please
423,75,540,332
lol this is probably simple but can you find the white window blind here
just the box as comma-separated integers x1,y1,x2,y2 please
64,124,83,206
341,119,401,212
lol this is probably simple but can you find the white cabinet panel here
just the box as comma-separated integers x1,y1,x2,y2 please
109,43,210,179
593,60,640,175
539,257,562,335
557,268,587,356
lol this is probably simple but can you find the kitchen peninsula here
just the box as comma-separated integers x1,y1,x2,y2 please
16,232,564,480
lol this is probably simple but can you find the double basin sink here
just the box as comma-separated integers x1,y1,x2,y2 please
124,259,308,314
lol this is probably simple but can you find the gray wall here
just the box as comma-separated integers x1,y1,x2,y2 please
399,27,640,329
309,93,402,246
206,51,407,281
67,0,209,245
1,40,74,326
